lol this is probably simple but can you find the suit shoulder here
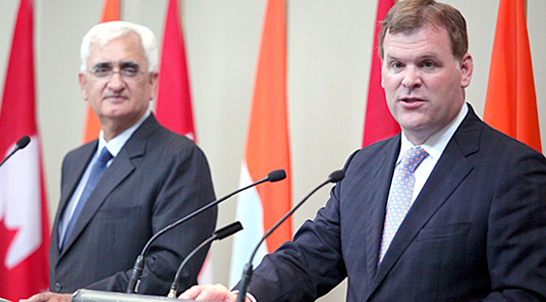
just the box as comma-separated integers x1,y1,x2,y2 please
147,126,209,160
352,136,398,160
480,122,545,159
63,140,97,162
341,136,399,172
152,127,201,150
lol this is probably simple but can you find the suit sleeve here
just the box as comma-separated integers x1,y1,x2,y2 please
482,148,546,301
243,151,360,302
86,143,217,295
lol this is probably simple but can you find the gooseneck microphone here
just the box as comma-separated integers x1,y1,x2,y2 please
0,136,31,168
167,221,244,298
236,170,345,302
126,169,286,294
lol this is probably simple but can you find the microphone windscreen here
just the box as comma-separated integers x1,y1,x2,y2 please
268,169,286,182
215,221,243,240
328,170,345,183
17,136,31,149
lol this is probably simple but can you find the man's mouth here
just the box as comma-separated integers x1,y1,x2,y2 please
400,98,424,103
105,95,126,101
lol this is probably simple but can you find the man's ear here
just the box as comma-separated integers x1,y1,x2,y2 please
79,72,89,100
460,53,473,88
380,59,385,88
149,71,159,100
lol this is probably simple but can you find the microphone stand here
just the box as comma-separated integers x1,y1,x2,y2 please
126,169,286,293
167,222,243,297
236,170,344,302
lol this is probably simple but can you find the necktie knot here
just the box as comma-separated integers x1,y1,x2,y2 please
97,147,113,165
400,146,428,174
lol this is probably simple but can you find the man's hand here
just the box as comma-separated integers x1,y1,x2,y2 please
179,284,250,302
19,292,72,302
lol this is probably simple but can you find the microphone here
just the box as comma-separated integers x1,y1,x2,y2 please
0,136,31,168
236,170,345,302
126,169,286,293
167,221,244,298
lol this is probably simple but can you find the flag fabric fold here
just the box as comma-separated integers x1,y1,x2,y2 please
0,0,50,300
362,0,399,148
229,0,292,286
157,0,211,284
483,0,541,152
82,0,120,143
156,0,196,141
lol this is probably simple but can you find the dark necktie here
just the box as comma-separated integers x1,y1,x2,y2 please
60,147,112,250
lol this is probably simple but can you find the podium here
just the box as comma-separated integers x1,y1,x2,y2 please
71,289,220,302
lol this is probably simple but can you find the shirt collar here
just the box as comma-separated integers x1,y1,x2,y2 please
398,103,469,163
97,110,151,157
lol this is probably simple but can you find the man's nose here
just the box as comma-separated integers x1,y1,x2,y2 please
401,66,422,89
107,71,125,90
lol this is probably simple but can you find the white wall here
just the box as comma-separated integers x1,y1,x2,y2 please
1,1,545,301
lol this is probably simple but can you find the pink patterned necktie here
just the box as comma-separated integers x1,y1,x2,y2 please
379,146,428,263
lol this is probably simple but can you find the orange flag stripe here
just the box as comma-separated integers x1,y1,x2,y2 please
484,0,541,152
82,0,120,143
245,0,292,252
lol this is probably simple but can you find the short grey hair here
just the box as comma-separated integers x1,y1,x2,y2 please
80,21,159,73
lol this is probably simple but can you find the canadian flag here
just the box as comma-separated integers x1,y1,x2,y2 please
156,0,196,141
0,0,50,300
362,0,399,147
156,0,211,283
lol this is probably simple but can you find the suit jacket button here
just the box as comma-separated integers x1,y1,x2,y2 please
54,282,62,292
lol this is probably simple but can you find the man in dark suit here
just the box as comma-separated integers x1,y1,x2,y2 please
23,21,217,302
180,0,546,301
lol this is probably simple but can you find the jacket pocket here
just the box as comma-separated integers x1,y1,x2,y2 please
416,223,471,241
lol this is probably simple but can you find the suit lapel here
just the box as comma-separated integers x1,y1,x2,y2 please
60,115,160,255
57,142,98,216
51,141,97,256
59,152,137,255
363,137,400,281
367,107,482,299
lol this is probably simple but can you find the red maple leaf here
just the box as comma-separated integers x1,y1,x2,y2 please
0,215,21,293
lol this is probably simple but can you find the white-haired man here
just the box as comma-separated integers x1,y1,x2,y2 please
23,21,217,302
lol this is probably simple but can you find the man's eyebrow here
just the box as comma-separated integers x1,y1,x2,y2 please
384,55,400,62
92,62,112,69
119,61,140,69
91,61,140,69
384,53,439,61
418,54,439,60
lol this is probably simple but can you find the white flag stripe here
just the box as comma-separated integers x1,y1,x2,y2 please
198,255,214,285
229,162,268,287
0,135,42,269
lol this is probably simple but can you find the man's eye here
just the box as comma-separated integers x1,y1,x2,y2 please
422,61,435,68
121,67,139,77
392,62,403,69
94,67,111,76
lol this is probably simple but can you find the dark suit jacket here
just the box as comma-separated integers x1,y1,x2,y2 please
247,106,546,301
49,114,217,295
